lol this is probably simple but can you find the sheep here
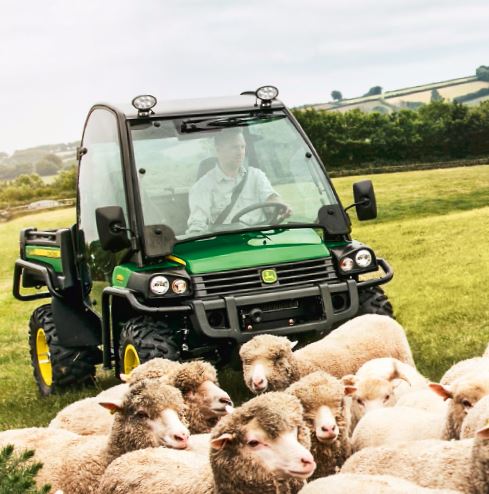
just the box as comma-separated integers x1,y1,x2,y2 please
351,372,489,450
1,378,190,494
441,357,489,385
430,371,489,439
461,395,489,439
342,423,489,493
341,357,428,431
395,389,448,415
299,473,461,494
351,406,445,452
97,392,316,494
240,314,414,394
50,358,232,435
286,371,351,479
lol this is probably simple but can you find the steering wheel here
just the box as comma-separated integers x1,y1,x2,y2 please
230,202,288,225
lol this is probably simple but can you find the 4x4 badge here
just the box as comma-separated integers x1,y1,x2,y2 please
261,269,278,284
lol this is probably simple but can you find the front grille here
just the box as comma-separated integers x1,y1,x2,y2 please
193,258,338,298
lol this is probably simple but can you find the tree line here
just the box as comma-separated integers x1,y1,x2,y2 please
293,100,489,169
0,167,76,210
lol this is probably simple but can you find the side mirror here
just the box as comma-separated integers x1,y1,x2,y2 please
95,206,131,252
353,180,377,221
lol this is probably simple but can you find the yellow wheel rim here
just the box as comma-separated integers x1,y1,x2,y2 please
123,344,140,374
36,328,52,386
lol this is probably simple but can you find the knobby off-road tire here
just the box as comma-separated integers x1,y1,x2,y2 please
29,304,97,396
119,316,180,375
357,286,394,318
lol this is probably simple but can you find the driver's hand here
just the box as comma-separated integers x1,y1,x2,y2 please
277,202,292,221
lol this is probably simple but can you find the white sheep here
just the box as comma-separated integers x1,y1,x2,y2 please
49,358,232,436
461,395,489,439
395,389,448,415
342,423,489,493
286,371,352,479
351,406,445,452
342,357,428,431
240,314,414,394
351,371,489,450
299,473,461,494
1,379,190,494
97,392,316,494
440,357,489,385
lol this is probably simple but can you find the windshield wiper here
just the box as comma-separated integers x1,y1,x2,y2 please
180,114,285,133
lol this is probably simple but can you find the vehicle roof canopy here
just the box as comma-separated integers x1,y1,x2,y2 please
93,93,286,120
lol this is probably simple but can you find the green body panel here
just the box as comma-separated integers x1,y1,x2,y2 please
111,229,349,288
25,245,62,273
173,228,330,274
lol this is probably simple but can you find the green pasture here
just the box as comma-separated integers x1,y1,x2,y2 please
1,164,489,430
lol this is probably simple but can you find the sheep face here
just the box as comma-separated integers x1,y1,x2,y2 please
186,380,233,418
347,378,398,420
240,335,298,393
313,405,339,442
288,371,348,444
210,392,315,492
172,360,232,419
211,418,316,480
103,379,190,451
430,372,489,439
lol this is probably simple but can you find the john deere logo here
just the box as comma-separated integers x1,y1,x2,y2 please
261,269,278,284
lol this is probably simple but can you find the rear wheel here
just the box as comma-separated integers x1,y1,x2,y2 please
119,316,180,375
29,304,97,396
357,286,394,318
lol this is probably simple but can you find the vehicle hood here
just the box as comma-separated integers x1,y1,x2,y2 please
173,228,330,275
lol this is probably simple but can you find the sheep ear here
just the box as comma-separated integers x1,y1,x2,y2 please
429,382,453,400
289,340,299,350
119,373,130,383
477,424,489,439
341,374,356,386
99,401,123,414
210,433,234,450
344,386,357,396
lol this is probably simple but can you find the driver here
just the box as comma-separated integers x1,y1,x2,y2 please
186,128,290,234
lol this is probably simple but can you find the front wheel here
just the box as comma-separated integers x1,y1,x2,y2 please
119,316,180,375
29,304,97,396
357,286,394,318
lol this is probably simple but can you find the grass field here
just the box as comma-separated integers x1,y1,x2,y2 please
1,165,489,430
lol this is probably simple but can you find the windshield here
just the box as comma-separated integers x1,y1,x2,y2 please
130,111,338,240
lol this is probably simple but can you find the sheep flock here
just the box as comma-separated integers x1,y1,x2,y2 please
3,313,489,493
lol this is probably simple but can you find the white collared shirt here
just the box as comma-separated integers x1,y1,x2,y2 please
187,165,276,234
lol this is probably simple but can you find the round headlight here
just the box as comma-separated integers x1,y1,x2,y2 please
355,249,373,268
256,85,279,101
132,94,157,111
172,279,188,295
340,257,355,272
150,276,169,295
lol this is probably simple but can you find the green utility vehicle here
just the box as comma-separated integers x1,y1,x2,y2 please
13,86,393,396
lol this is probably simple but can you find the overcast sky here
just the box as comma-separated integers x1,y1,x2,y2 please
1,0,488,153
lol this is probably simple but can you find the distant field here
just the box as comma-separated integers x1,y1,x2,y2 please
1,165,489,430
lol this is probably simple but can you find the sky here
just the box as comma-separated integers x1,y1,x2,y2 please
1,0,488,153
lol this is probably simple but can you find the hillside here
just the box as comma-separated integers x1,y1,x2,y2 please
0,141,78,180
308,66,489,114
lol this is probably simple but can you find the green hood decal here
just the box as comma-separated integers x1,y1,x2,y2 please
173,228,330,274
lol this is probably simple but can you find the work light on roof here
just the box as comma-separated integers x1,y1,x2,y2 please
132,95,157,116
256,86,279,101
255,85,279,109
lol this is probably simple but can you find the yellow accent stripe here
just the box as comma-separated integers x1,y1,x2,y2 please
30,248,61,259
166,255,186,266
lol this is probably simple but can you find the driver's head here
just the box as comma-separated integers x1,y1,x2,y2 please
214,129,246,176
